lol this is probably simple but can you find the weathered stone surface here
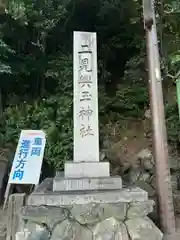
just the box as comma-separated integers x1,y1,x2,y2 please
20,206,69,227
28,187,148,206
137,149,154,170
23,222,40,234
53,176,122,191
65,161,110,178
100,151,106,161
33,178,53,194
149,174,156,189
126,217,163,240
15,191,164,240
7,193,25,240
128,168,151,184
16,229,31,240
175,214,180,230
0,207,7,237
127,200,155,218
55,172,64,177
16,225,49,240
92,217,129,240
169,156,180,171
171,174,178,191
26,225,49,240
147,197,159,226
102,138,114,149
51,219,92,240
70,203,127,224
15,176,162,240
134,180,155,197
137,148,151,159
145,109,151,119
0,237,5,240
173,191,180,214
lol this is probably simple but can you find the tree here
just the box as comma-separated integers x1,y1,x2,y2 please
0,0,180,169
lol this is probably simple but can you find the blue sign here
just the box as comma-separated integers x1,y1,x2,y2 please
9,130,46,185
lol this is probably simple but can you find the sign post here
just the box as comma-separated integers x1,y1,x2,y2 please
4,130,46,209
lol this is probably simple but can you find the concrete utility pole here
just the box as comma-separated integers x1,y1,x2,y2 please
142,0,179,239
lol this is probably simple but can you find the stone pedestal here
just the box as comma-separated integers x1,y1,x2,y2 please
53,176,122,191
64,161,110,178
15,178,163,240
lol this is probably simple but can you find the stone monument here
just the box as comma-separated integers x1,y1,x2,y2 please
14,32,163,240
54,31,117,186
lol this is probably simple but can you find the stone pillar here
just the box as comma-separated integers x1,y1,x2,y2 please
65,31,109,178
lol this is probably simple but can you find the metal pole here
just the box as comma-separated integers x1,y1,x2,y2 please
143,0,177,238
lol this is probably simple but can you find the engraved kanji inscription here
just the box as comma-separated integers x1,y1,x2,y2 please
80,91,92,101
79,106,93,120
80,124,94,138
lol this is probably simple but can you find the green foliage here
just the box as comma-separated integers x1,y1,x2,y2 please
1,95,73,169
0,39,14,74
1,0,180,169
100,85,148,120
166,103,180,143
0,54,73,169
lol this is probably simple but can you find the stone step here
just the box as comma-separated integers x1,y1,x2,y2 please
28,184,148,206
53,176,122,192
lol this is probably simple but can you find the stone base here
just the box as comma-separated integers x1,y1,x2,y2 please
53,176,122,191
27,178,148,206
64,161,110,178
16,213,162,240
15,178,163,240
